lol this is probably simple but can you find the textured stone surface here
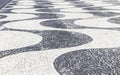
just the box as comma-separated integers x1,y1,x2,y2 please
1,0,120,75
54,48,120,75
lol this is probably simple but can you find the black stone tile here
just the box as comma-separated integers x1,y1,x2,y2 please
0,30,93,58
84,7,107,10
108,17,120,24
36,8,60,12
0,15,7,19
54,48,120,75
87,11,120,17
40,19,83,29
5,5,54,9
0,0,11,10
71,2,93,7
0,8,61,14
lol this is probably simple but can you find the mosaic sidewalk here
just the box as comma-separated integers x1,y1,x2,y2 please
0,0,120,75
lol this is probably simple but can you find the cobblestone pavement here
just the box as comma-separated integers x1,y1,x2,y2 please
0,0,120,75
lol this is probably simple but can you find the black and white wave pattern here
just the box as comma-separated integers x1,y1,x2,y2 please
0,0,120,75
